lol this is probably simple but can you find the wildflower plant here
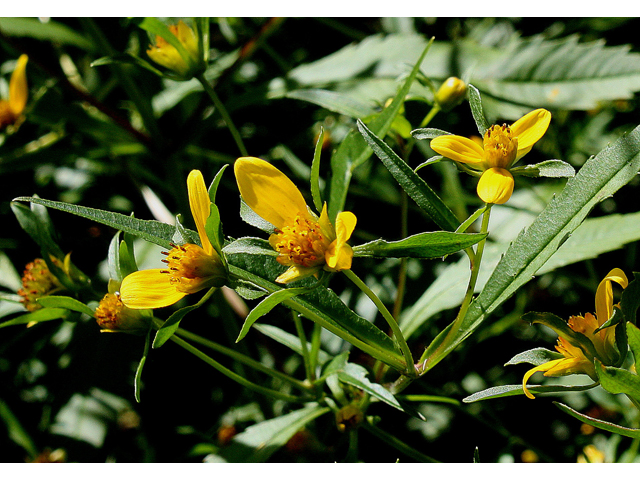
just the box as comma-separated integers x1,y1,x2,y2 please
3,17,640,463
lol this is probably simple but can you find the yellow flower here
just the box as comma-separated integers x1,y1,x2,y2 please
234,157,357,284
0,54,28,131
430,109,551,204
434,77,466,111
146,20,200,77
119,170,227,309
95,292,148,334
522,268,628,399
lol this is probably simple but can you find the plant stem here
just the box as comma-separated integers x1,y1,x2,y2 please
362,420,439,463
343,269,416,377
196,73,248,157
419,204,492,371
292,310,314,382
167,332,307,403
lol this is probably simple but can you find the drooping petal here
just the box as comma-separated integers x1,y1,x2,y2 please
510,109,551,160
476,168,514,204
187,170,213,255
595,268,628,326
234,157,310,229
119,269,187,309
8,54,28,116
522,359,564,399
325,211,356,271
275,265,321,284
430,135,485,168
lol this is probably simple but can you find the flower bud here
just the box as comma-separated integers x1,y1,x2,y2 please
435,77,466,111
95,292,149,334
17,258,63,312
146,20,203,79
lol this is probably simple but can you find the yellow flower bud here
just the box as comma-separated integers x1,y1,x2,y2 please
435,77,466,111
95,292,149,334
146,20,202,78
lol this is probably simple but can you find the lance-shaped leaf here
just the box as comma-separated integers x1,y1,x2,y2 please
463,382,598,403
554,401,640,439
223,237,278,256
0,308,69,329
468,84,489,135
595,359,640,402
13,197,176,250
327,39,433,221
337,362,403,412
353,231,486,259
357,119,459,231
421,122,640,373
310,127,325,213
504,347,564,367
411,127,454,140
36,296,94,317
510,159,576,178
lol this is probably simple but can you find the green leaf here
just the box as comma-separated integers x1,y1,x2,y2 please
91,53,166,77
595,360,640,402
153,288,216,348
310,127,325,213
0,398,38,458
327,39,434,221
213,404,330,462
223,237,278,256
227,254,405,372
357,119,459,231
411,128,453,140
337,363,403,412
621,272,640,325
36,296,94,317
236,287,311,343
0,308,68,329
510,159,576,178
13,197,175,250
285,89,374,119
467,84,489,135
504,347,564,367
239,198,275,233
252,324,331,366
554,401,640,439
0,17,93,50
627,322,640,364
422,122,640,372
353,231,485,259
205,203,224,257
463,382,598,403
134,330,152,403
207,164,228,204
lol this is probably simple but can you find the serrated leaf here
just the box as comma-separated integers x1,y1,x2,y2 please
462,382,598,403
554,401,640,439
357,119,459,231
153,288,216,348
422,122,640,373
595,360,640,402
353,231,485,259
236,287,311,343
214,405,330,462
13,197,175,250
511,159,576,178
36,296,94,317
504,347,564,367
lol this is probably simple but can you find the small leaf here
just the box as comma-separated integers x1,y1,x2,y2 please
36,296,94,317
468,84,490,135
207,164,228,204
236,287,311,343
595,359,640,402
353,231,485,259
310,127,324,213
239,198,276,233
411,127,453,140
462,382,598,403
554,401,640,439
222,237,278,256
510,159,576,178
338,362,404,412
153,288,216,348
504,347,564,367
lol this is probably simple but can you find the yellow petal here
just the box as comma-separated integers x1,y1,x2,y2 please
430,135,485,168
476,168,514,204
9,54,28,117
325,211,356,271
234,157,309,229
187,170,213,255
318,203,335,242
275,265,320,284
522,359,564,399
595,268,628,326
510,109,551,160
119,269,186,309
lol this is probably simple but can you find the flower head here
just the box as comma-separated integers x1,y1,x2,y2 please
17,257,65,312
234,157,357,284
146,20,201,78
0,54,29,131
119,170,227,309
95,292,149,333
430,109,551,204
522,268,628,399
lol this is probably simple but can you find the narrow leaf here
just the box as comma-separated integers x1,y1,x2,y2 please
554,401,640,439
0,308,68,329
411,127,453,140
36,296,94,317
353,231,485,259
223,237,278,256
463,382,598,403
134,330,152,403
511,159,576,178
468,84,489,135
338,363,403,412
627,322,640,364
310,127,324,213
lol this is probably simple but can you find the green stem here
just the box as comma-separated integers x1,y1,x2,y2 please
362,420,439,463
196,73,248,156
292,311,314,382
419,204,493,371
343,269,416,377
166,330,308,403
164,322,309,392
308,322,322,380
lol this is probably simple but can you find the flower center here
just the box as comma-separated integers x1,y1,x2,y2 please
161,243,223,293
271,214,328,268
483,124,518,169
95,293,125,330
